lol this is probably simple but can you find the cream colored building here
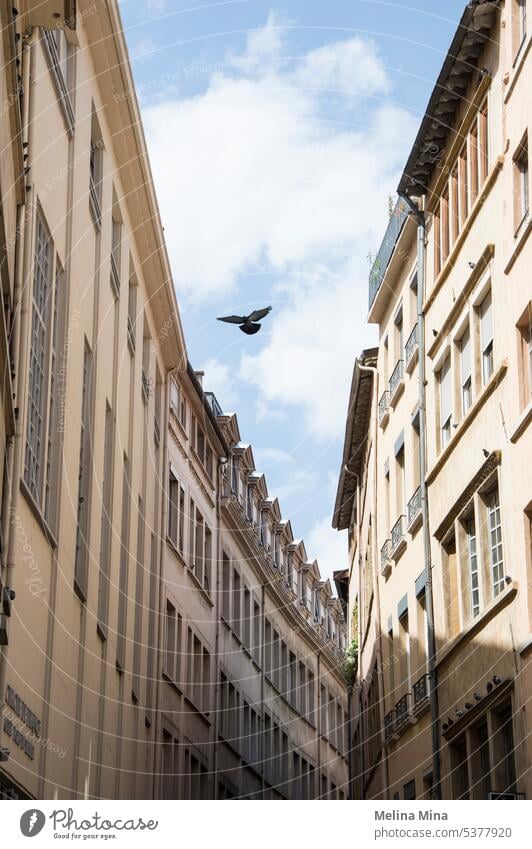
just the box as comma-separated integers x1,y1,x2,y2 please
0,0,186,799
334,0,531,801
157,376,349,799
0,0,348,800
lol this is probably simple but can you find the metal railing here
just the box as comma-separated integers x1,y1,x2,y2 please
413,673,430,707
395,694,409,726
127,316,136,353
380,539,391,573
89,173,102,227
369,199,409,310
407,486,422,527
110,254,120,299
391,515,406,553
405,322,418,366
389,359,404,400
141,369,150,404
384,710,396,739
378,390,389,424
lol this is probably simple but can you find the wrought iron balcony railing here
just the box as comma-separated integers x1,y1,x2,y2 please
389,359,404,402
369,199,409,311
413,673,430,707
110,254,120,299
395,693,409,727
391,515,406,554
384,710,396,740
405,322,418,367
407,486,422,528
378,390,389,424
380,539,391,574
127,316,136,354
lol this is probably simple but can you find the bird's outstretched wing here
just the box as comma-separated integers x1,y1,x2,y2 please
217,314,246,324
247,306,272,323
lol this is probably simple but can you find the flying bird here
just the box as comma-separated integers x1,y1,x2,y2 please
217,306,272,335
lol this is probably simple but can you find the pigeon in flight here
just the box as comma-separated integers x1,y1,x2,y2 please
217,306,272,335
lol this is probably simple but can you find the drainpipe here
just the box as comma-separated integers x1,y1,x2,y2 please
399,193,441,800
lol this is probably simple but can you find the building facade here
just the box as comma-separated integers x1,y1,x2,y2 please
334,0,531,801
157,375,349,799
0,1,348,799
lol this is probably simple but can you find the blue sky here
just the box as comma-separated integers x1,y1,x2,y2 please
118,0,466,578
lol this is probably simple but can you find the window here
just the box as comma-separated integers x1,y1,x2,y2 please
439,355,452,448
164,599,182,684
466,517,480,617
222,553,230,620
25,211,59,509
168,469,185,553
74,341,93,599
460,326,472,415
450,698,517,799
403,779,416,800
451,736,470,799
514,134,529,230
110,215,121,298
89,116,103,226
116,455,131,671
127,278,137,354
517,304,532,407
487,487,505,596
433,100,489,269
480,291,494,384
514,0,528,55
97,403,113,636
170,380,179,416
232,568,241,636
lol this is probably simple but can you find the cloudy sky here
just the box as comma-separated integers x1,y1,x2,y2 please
118,0,466,580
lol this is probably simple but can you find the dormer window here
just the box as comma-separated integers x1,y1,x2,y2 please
314,592,321,623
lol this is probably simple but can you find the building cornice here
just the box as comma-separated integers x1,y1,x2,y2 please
81,0,187,369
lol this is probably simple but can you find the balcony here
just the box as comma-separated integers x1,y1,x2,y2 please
407,486,422,533
154,414,161,447
378,390,390,429
380,539,392,579
384,710,396,743
141,369,150,405
389,359,405,407
369,199,409,312
405,323,419,373
413,673,430,715
390,515,406,560
395,694,410,730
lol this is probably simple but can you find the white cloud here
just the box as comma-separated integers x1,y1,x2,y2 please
143,20,413,301
240,259,377,440
142,14,416,437
200,356,239,410
292,36,390,95
305,516,347,584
